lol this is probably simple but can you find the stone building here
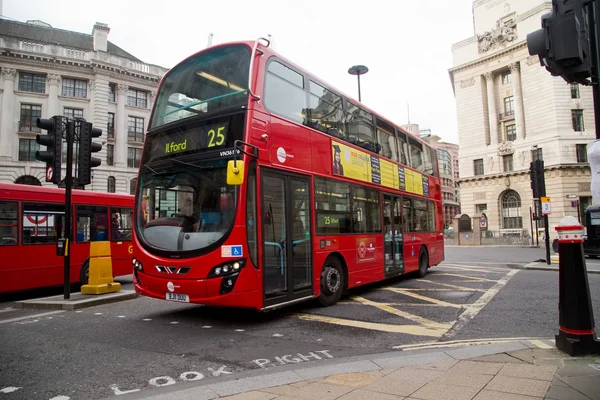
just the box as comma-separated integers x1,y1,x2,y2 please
0,17,168,193
449,0,594,237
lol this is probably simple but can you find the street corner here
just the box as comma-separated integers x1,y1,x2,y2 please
14,289,138,310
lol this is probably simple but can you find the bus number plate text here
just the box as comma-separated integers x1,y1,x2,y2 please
165,293,189,303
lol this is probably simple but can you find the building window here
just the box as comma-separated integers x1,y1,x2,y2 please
18,139,40,161
130,178,137,195
474,159,484,176
576,144,588,163
504,96,514,113
107,177,116,193
127,89,147,108
502,71,511,84
532,147,543,162
64,108,84,119
501,190,522,229
503,154,513,172
506,124,516,141
476,204,487,214
19,104,42,132
18,72,46,93
107,144,114,166
572,110,584,131
61,78,87,98
127,147,142,168
107,113,115,138
127,117,144,142
108,84,116,102
571,84,580,99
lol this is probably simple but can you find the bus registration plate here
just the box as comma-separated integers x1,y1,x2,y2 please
165,293,189,302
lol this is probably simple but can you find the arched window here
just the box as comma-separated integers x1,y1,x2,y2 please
129,178,137,195
107,177,116,193
501,190,522,229
14,175,42,186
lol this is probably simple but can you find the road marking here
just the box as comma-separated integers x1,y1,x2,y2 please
443,269,519,339
0,308,15,313
418,279,486,292
235,329,245,332
142,318,152,321
294,313,448,337
395,336,552,350
273,333,283,337
351,296,452,329
170,321,179,324
0,387,21,393
94,312,103,315
529,339,553,349
383,287,463,308
202,325,212,328
0,310,66,325
436,273,500,282
117,315,126,318
438,265,508,273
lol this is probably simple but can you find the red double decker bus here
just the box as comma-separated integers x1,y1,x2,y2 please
0,183,134,293
132,38,444,310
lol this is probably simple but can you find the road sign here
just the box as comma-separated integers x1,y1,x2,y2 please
541,196,551,215
566,194,578,199
46,166,53,181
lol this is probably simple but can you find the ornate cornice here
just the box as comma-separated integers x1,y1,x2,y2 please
508,62,520,72
458,163,590,183
449,42,528,75
48,74,61,85
116,84,129,95
497,141,514,156
477,18,518,54
483,72,493,81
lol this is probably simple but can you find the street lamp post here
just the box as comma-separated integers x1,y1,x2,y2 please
348,65,369,102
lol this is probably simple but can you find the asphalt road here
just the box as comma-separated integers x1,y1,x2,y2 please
1,254,599,399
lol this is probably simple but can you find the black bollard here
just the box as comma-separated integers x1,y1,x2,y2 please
555,216,600,356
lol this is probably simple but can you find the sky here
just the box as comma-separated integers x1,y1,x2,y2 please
2,0,475,144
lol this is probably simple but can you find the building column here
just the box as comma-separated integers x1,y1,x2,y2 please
483,72,498,146
509,62,526,140
47,74,61,117
0,68,16,160
116,84,128,167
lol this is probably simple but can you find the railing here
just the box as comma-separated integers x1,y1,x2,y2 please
18,120,41,133
128,61,150,73
444,230,533,246
498,110,515,120
20,41,45,53
65,48,89,60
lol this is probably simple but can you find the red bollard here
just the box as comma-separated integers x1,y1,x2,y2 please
555,216,600,356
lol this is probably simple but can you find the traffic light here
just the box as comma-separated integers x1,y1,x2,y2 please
527,0,592,84
35,117,62,184
77,121,102,186
529,159,546,199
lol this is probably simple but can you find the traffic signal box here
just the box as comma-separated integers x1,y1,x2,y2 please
527,0,592,84
529,159,546,199
35,117,63,184
77,121,103,186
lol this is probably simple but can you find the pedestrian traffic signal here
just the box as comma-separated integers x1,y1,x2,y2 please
35,117,62,184
77,121,102,186
527,0,592,84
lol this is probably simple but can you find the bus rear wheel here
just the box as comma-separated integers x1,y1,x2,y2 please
417,248,429,278
318,258,344,307
80,259,89,285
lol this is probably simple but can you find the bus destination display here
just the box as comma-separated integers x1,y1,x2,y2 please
151,122,229,158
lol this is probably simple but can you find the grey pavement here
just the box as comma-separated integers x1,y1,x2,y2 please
104,340,600,400
13,289,137,310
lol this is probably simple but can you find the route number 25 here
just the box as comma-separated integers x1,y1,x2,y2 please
207,127,225,147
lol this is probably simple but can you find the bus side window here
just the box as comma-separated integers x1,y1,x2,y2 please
111,207,133,241
76,205,109,242
22,203,65,244
0,201,19,246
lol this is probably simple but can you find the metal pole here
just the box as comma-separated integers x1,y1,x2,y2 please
535,218,539,246
588,0,600,139
357,74,362,102
530,206,535,246
577,199,581,222
63,119,74,299
544,214,551,265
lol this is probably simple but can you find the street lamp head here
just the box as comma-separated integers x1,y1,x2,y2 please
348,65,369,76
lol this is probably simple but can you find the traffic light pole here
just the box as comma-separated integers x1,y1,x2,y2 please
63,120,74,300
544,214,551,264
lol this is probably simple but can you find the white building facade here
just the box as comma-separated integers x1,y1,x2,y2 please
449,0,595,237
0,19,168,193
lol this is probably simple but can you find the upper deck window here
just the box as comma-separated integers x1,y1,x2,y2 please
307,80,344,138
346,103,376,152
150,45,250,129
264,61,307,125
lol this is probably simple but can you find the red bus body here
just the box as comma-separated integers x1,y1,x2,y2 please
0,183,134,293
132,39,444,310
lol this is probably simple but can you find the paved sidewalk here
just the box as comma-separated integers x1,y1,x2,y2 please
114,341,600,400
522,261,600,274
13,289,137,310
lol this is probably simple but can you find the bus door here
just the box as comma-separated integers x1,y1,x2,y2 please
261,170,313,307
383,194,403,277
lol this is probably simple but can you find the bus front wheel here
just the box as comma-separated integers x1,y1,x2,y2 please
318,258,344,307
80,259,90,285
417,247,429,278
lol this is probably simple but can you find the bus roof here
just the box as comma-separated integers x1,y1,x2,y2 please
0,183,133,203
163,40,432,150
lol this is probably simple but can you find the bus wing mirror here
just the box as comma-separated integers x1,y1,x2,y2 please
227,160,244,185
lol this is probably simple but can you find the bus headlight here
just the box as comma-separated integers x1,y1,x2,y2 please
208,259,246,278
133,258,144,271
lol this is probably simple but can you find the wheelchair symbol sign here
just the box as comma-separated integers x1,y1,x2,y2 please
221,245,243,258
